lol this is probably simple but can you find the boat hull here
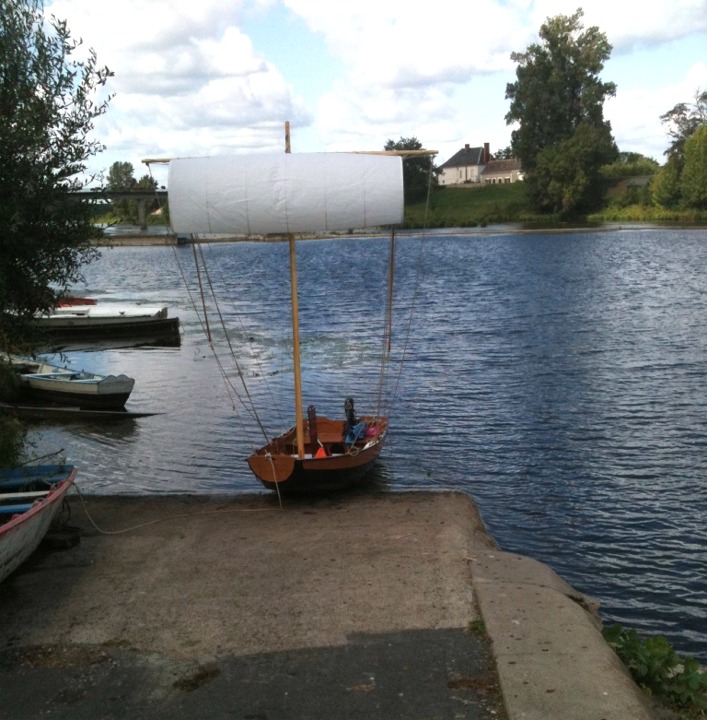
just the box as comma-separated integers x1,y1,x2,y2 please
0,465,76,583
34,305,181,345
20,375,134,409
20,385,133,409
3,355,135,410
248,416,387,493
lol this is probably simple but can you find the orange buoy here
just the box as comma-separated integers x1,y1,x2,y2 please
315,446,327,458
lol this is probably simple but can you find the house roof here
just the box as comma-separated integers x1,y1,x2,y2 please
481,158,522,175
439,146,487,169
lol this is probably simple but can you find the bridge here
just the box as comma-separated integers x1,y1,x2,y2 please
75,190,168,230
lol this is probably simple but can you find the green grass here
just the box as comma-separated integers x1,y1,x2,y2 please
404,183,535,228
588,205,707,224
403,183,707,228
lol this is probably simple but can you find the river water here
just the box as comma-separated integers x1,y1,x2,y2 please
27,227,707,662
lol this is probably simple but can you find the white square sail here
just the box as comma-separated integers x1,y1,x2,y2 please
168,152,404,235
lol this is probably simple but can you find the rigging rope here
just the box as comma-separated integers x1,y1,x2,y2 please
199,241,286,432
194,239,270,442
380,158,435,418
145,166,262,441
72,483,274,535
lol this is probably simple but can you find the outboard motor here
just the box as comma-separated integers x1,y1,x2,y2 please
344,397,356,430
344,397,366,445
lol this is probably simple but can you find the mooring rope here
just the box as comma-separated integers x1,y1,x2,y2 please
71,483,272,536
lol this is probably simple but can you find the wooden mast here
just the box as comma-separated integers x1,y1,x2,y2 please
285,121,306,459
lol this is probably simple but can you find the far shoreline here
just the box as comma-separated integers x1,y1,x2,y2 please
95,221,707,246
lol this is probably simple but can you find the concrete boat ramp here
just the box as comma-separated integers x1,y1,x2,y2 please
0,491,657,719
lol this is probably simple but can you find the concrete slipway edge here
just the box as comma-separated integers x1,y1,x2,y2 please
0,489,658,719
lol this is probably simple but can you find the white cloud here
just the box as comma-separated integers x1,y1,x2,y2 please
42,0,707,178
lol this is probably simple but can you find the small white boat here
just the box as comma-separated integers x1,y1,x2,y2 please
0,465,77,583
33,302,181,343
2,354,135,409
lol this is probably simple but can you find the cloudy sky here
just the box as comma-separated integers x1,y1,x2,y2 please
45,0,707,186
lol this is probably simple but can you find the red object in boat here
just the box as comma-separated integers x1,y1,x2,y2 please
57,296,97,307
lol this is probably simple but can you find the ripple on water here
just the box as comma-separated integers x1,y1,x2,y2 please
25,230,707,662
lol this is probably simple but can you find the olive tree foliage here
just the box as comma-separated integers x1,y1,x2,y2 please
384,137,436,203
505,9,617,215
0,0,113,349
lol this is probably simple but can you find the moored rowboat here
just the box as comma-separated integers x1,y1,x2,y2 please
2,354,135,409
33,303,181,343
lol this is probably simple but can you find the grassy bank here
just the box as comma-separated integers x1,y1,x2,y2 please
96,184,707,234
404,183,535,228
403,183,707,228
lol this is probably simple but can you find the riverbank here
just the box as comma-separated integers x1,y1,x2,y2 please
0,491,657,719
95,221,707,246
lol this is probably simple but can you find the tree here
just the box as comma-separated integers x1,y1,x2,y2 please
0,0,113,349
660,89,707,162
107,161,136,192
384,137,436,203
529,122,616,214
679,124,707,209
652,157,683,209
505,8,617,214
136,173,161,218
107,161,136,219
653,89,707,209
600,152,659,178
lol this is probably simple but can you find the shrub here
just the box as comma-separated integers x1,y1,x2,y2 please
0,416,26,467
603,624,707,715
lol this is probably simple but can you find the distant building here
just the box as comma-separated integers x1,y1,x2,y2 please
437,143,523,186
438,143,491,186
481,158,524,184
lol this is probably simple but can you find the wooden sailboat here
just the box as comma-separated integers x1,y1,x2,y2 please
163,126,409,493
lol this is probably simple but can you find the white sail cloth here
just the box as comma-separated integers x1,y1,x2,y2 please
168,153,404,235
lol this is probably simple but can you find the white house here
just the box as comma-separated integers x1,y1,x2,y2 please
481,158,524,184
437,143,491,186
437,143,524,186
